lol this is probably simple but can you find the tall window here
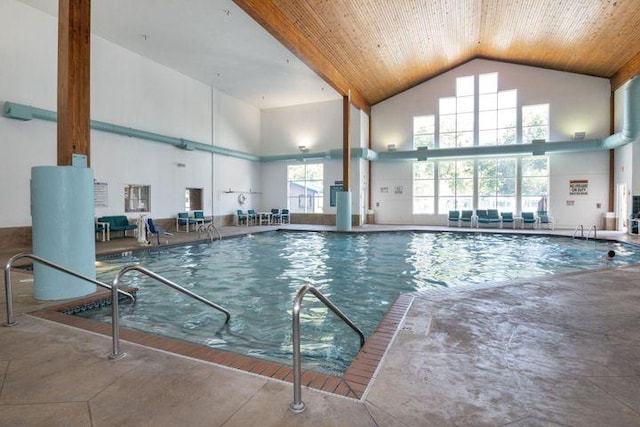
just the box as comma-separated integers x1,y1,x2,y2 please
124,184,150,213
414,115,435,148
521,156,549,212
439,76,474,148
438,160,474,212
478,159,517,211
287,163,323,213
413,162,435,214
522,104,550,143
478,72,517,145
411,72,552,215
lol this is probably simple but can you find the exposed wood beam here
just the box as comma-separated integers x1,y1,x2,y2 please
58,0,91,166
611,50,640,92
232,0,370,115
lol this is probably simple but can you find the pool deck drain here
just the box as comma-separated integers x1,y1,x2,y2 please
31,290,414,400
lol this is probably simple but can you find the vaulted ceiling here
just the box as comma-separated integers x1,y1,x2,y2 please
16,0,640,113
235,0,640,111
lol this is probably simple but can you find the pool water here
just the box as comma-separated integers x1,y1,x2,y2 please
81,231,639,375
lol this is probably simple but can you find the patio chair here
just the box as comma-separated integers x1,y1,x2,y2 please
176,212,198,232
237,209,248,226
537,211,555,230
475,209,488,228
522,212,536,229
193,210,212,226
247,209,257,225
447,210,460,227
271,208,281,224
500,212,515,229
460,210,474,227
280,208,290,224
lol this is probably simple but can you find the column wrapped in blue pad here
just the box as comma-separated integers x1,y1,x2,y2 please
31,166,96,300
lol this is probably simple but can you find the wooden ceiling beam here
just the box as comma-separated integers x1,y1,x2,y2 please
611,50,640,92
232,0,370,115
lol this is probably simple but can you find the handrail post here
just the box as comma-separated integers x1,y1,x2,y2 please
4,262,16,326
290,293,305,413
289,284,365,414
109,271,126,359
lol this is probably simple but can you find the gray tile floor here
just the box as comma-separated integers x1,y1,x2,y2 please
1,225,639,426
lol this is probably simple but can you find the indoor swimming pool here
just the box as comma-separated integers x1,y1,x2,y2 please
80,231,640,375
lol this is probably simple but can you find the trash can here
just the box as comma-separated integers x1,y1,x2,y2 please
366,209,375,224
604,212,616,231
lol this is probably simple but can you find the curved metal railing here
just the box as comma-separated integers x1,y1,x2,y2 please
586,224,597,241
289,284,365,414
198,223,222,241
572,224,584,239
3,253,135,326
109,264,231,359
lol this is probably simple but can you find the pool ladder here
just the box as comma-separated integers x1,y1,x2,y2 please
3,253,136,326
572,224,597,240
198,223,222,241
289,284,365,414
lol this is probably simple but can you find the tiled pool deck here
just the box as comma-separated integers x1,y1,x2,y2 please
1,224,640,426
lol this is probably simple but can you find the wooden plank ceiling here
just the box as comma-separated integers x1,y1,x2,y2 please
234,0,640,109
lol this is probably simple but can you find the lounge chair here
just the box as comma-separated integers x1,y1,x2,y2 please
236,209,248,226
460,210,474,227
447,210,460,227
522,212,536,229
501,212,515,229
537,210,555,230
280,208,290,224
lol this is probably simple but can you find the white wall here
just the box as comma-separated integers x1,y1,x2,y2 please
259,100,367,215
260,99,343,155
0,0,261,227
370,58,612,227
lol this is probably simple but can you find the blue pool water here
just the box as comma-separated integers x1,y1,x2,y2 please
81,231,639,375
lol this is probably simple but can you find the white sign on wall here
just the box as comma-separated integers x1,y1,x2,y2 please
94,181,108,207
569,179,588,195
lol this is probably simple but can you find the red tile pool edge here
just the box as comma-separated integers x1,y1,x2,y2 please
30,291,414,400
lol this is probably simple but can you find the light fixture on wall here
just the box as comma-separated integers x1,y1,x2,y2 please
387,144,396,152
298,145,309,153
176,162,186,168
573,131,586,140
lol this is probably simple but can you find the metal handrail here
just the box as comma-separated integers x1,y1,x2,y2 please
586,224,597,240
572,224,584,239
3,253,136,326
289,284,365,414
198,223,222,241
109,264,231,359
